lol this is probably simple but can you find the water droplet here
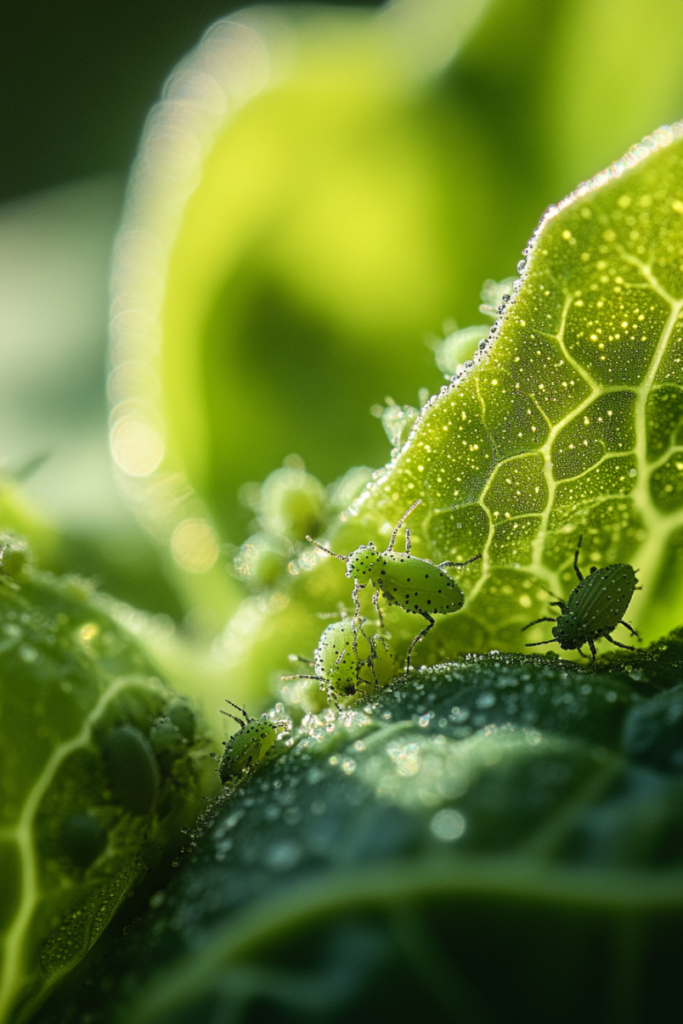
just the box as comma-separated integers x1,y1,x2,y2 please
450,706,470,723
264,840,302,871
476,692,496,710
430,808,466,842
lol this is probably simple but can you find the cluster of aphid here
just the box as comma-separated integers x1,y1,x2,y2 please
218,501,642,786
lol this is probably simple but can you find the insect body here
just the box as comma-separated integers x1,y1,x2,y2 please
218,701,289,785
283,617,395,708
522,536,640,671
307,499,480,669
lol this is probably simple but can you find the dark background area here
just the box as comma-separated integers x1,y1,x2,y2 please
0,0,376,204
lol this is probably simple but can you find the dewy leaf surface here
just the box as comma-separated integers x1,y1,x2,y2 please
34,640,683,1024
0,563,212,1024
214,124,683,703
377,122,683,650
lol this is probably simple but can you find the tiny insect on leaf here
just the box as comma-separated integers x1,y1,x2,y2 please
282,617,396,708
522,535,641,670
306,499,480,669
218,700,290,785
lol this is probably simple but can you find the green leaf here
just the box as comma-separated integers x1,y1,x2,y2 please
216,125,683,704
0,558,213,1024
37,640,683,1024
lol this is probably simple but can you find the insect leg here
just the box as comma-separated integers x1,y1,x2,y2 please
438,553,482,569
387,498,421,552
521,617,557,632
325,685,343,712
306,536,348,562
605,635,638,653
372,587,384,628
405,612,434,671
573,536,585,582
588,638,597,672
618,620,641,640
281,673,322,683
351,579,366,624
288,655,314,666
364,631,380,685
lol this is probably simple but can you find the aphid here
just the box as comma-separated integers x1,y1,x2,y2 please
307,498,480,669
522,536,641,671
218,700,289,785
282,617,395,708
103,725,160,815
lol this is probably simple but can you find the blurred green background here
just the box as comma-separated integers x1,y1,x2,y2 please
4,0,683,664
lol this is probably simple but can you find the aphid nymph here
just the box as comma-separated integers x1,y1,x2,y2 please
307,499,480,669
282,616,395,708
218,700,287,785
522,535,640,671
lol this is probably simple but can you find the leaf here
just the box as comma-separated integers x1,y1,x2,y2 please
215,124,683,705
373,123,683,649
110,0,683,606
0,554,213,1024
37,640,683,1024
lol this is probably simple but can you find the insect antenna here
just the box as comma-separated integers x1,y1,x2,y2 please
387,498,422,552
281,673,320,682
222,698,252,723
524,639,556,647
220,710,246,727
306,536,348,561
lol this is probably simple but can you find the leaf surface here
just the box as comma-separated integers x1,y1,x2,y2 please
0,564,212,1024
217,125,683,703
36,639,683,1024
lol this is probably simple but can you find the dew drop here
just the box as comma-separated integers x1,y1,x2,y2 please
430,808,466,842
264,840,302,871
476,692,496,710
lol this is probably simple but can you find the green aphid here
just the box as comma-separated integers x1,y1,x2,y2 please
282,617,396,708
307,498,480,669
60,813,107,870
218,701,289,785
522,535,641,671
103,725,160,815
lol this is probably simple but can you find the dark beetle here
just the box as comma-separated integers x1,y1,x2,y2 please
522,536,640,670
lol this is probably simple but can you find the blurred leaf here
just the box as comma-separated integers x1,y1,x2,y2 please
0,555,214,1024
